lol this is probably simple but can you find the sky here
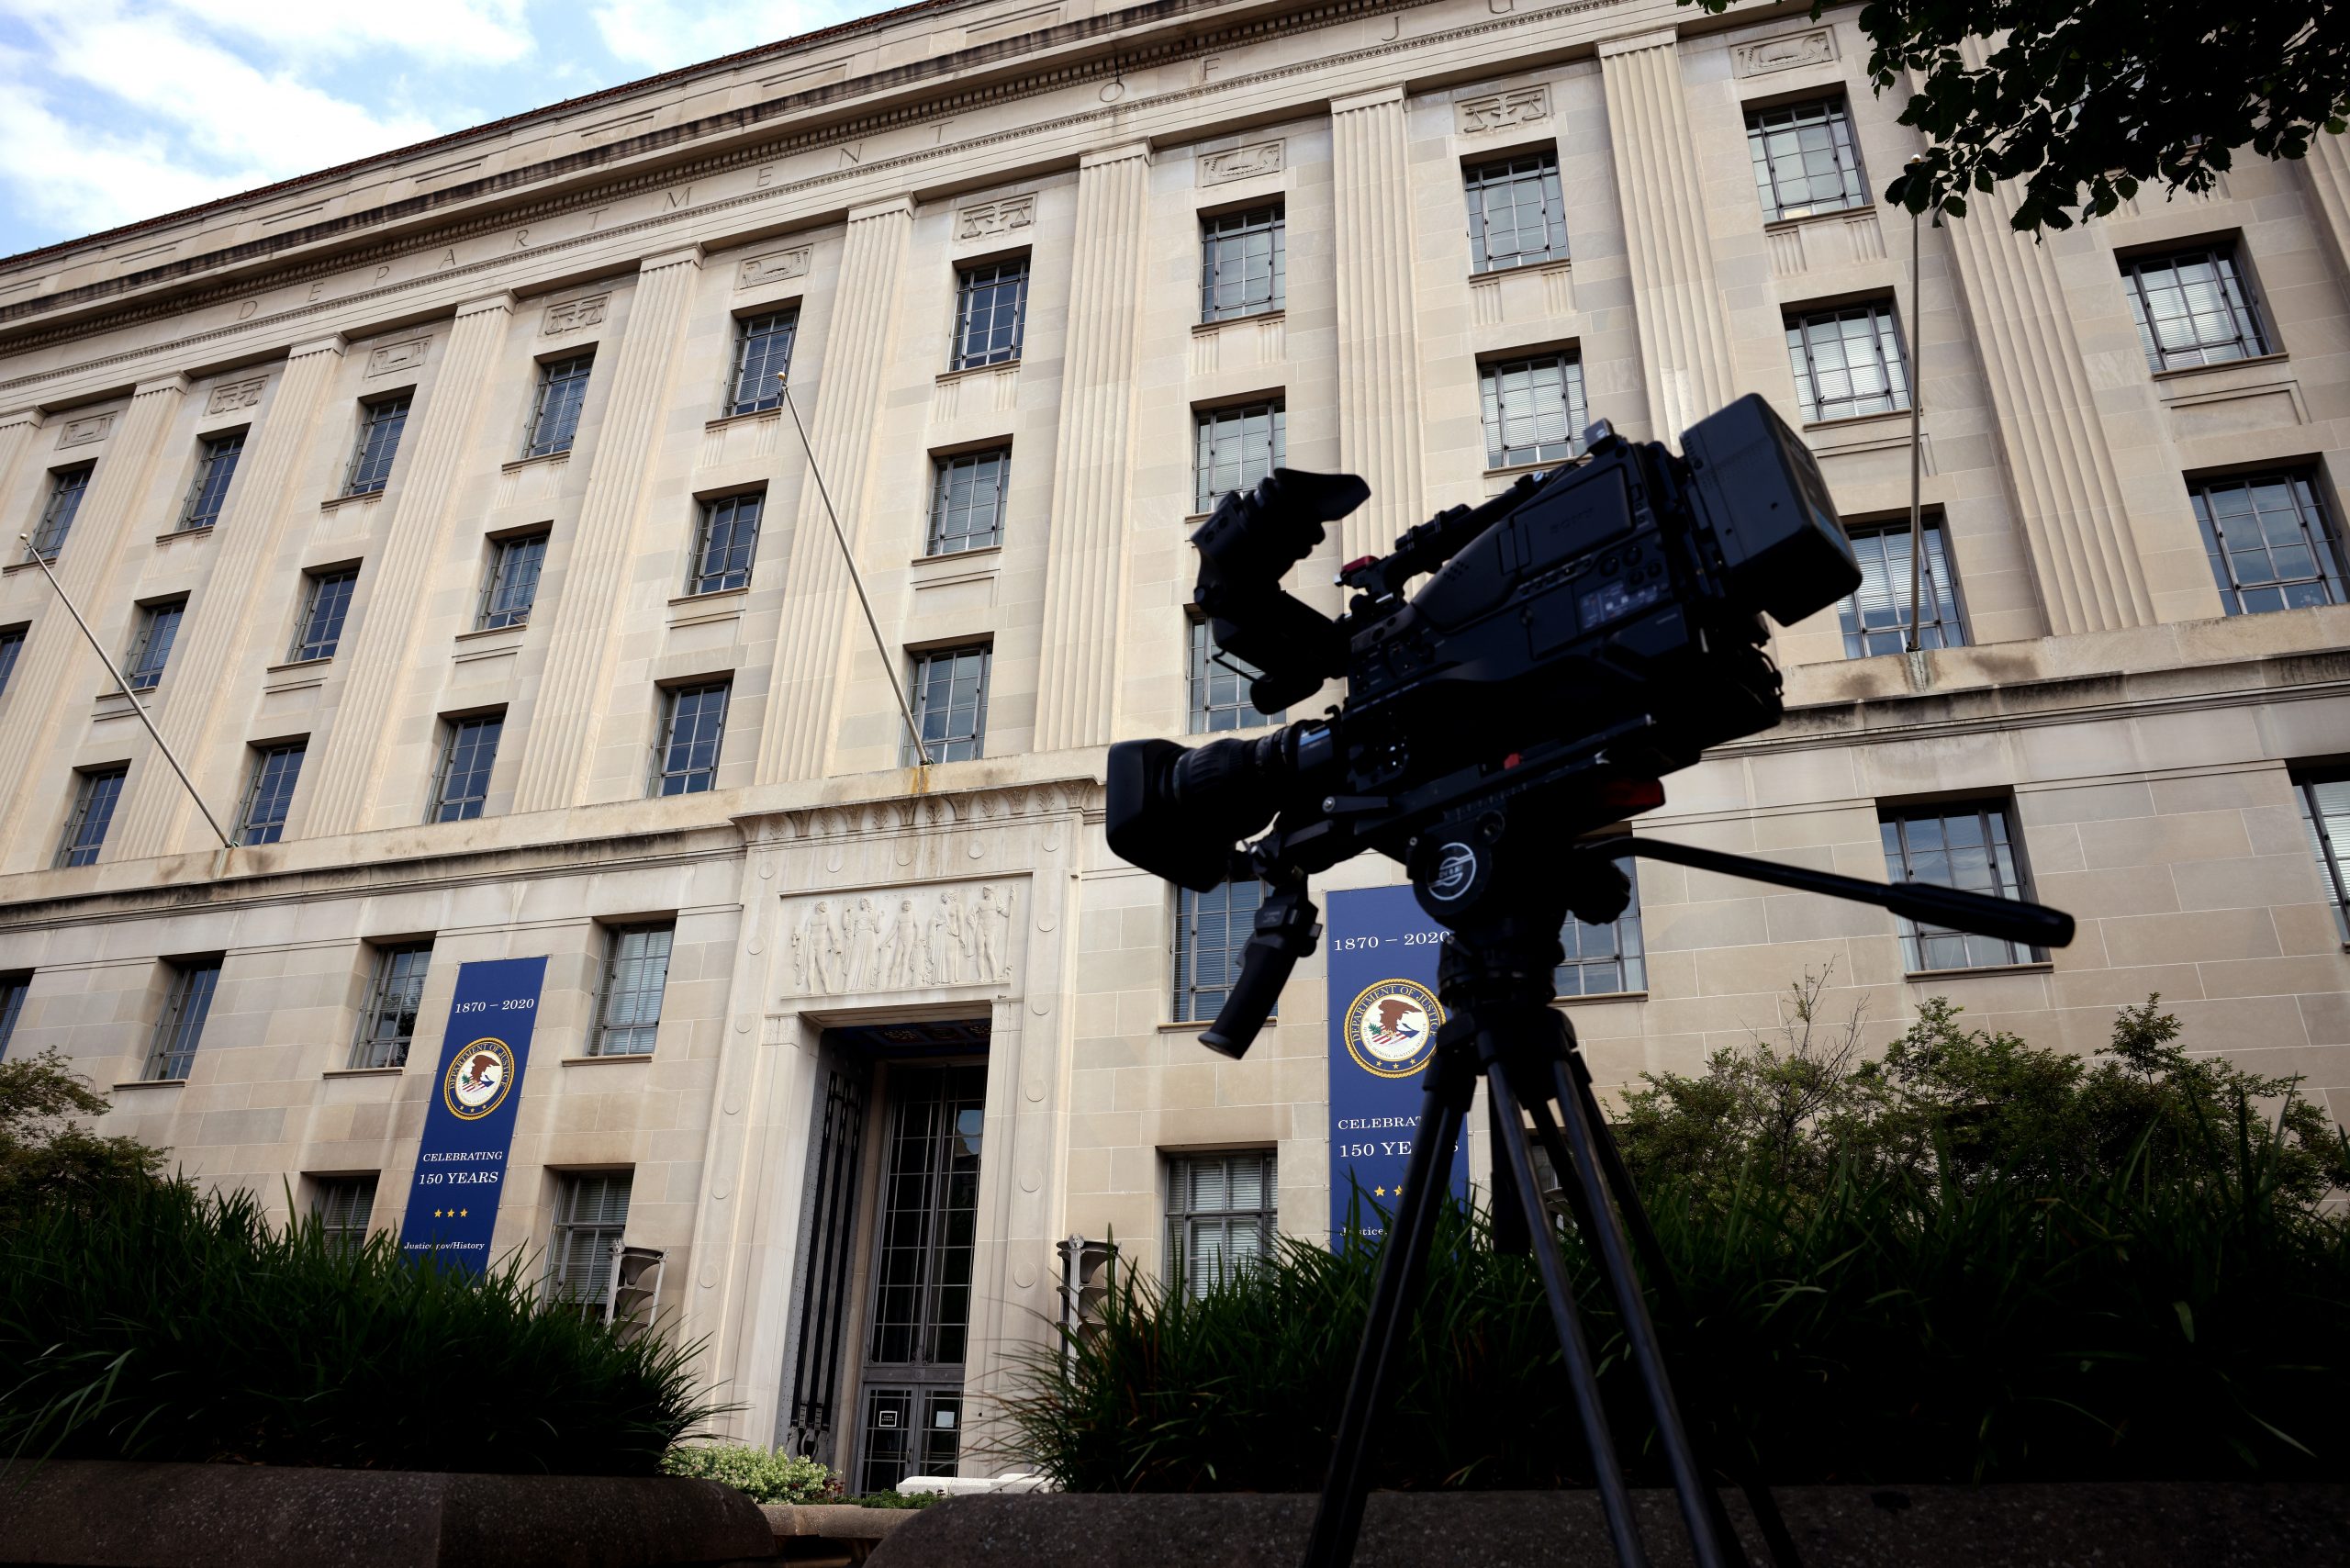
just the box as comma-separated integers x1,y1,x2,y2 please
0,0,897,260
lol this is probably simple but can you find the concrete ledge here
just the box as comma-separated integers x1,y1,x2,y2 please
759,1503,916,1542
0,1459,775,1567
863,1484,2350,1567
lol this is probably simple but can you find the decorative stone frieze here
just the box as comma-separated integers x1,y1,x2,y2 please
782,882,1019,995
56,412,112,448
1200,140,1284,185
736,246,811,289
205,376,266,415
1732,28,1836,76
1454,85,1549,136
364,337,431,377
542,294,610,335
956,194,1035,241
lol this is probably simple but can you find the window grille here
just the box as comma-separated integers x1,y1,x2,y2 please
431,715,503,823
477,533,546,630
181,431,245,531
1785,302,1910,422
0,624,23,697
546,1170,632,1317
652,682,730,795
951,258,1029,371
352,944,432,1070
1557,867,1645,996
2122,245,2269,373
866,1065,988,1367
0,971,29,1059
2189,470,2347,616
146,958,221,1081
1166,1149,1277,1298
1201,205,1286,321
1838,520,1967,658
1881,801,2043,971
689,494,763,594
1188,616,1283,733
238,742,307,846
1746,97,1867,222
28,466,91,561
905,645,990,764
928,450,1010,556
2292,771,2350,942
314,1174,379,1251
1173,879,1268,1025
123,599,185,693
56,766,128,868
1464,152,1569,273
593,924,674,1058
344,397,409,496
726,309,799,415
1193,401,1285,513
524,354,594,458
1480,354,1587,469
291,569,358,662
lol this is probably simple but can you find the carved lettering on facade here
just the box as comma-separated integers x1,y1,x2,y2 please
1732,28,1836,77
737,246,812,290
956,194,1035,241
1199,140,1285,186
542,294,609,336
206,376,267,415
1455,86,1550,136
365,337,431,378
56,413,113,449
784,882,1017,996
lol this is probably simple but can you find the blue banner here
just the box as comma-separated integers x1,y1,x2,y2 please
1326,886,1467,1248
399,956,548,1271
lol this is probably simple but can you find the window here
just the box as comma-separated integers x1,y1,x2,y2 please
181,431,245,531
477,533,546,630
313,1174,380,1252
928,449,1009,556
238,742,307,846
725,309,799,416
652,681,730,796
1557,868,1645,996
524,353,594,458
1480,353,1587,470
2292,771,2350,941
1464,151,1569,273
1201,205,1286,321
1166,1150,1278,1298
28,466,91,562
1173,878,1268,1025
1193,400,1286,513
0,971,28,1059
688,494,763,594
1189,615,1283,733
123,599,186,693
1746,96,1867,222
905,645,990,765
2189,470,2347,616
352,943,432,1070
592,924,674,1058
431,713,503,823
56,766,128,868
344,396,409,497
291,568,357,662
1838,519,1967,658
546,1170,632,1317
2122,244,2269,373
0,624,23,696
1785,302,1910,423
146,958,221,1081
951,257,1029,371
1881,801,2043,971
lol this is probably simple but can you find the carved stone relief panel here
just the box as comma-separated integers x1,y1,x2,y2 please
207,376,267,415
737,246,812,289
542,294,610,336
1200,140,1285,186
1733,28,1836,77
56,413,114,449
781,880,1021,997
1455,85,1550,136
365,337,431,378
956,195,1035,242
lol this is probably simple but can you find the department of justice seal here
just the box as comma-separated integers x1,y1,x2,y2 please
1343,979,1446,1078
443,1036,517,1120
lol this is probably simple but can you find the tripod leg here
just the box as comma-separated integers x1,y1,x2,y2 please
1487,1080,1530,1256
1301,1055,1472,1568
1485,1065,1649,1568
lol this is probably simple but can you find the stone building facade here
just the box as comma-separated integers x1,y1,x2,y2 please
3,0,2350,1484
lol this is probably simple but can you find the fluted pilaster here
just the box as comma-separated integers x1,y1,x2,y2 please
1599,31,1738,445
758,197,912,782
1033,145,1150,754
0,408,43,504
302,294,514,837
1331,86,1428,566
114,336,347,858
0,375,187,870
2303,135,2350,286
512,248,705,812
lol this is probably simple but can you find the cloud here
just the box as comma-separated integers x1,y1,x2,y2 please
588,0,859,72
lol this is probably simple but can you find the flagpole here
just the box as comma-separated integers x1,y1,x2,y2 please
1904,158,1928,655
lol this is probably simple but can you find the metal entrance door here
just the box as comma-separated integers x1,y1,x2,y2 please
853,1063,986,1493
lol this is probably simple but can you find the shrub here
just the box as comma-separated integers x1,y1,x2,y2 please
0,1048,166,1215
661,1444,839,1503
0,1180,720,1473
